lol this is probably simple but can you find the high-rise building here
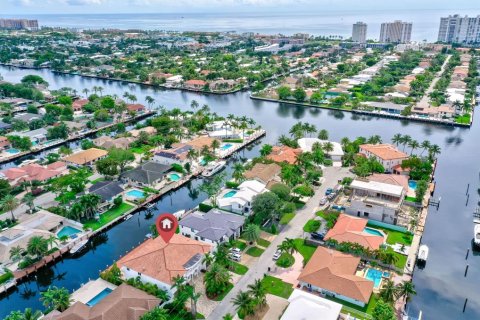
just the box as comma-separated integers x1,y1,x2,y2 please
437,14,480,44
379,20,412,43
352,22,367,43
0,19,39,31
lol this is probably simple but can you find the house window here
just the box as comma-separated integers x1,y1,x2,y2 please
201,237,205,241
191,228,194,232
364,212,369,217
138,272,142,276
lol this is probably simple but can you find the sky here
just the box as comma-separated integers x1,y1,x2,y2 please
1,0,480,14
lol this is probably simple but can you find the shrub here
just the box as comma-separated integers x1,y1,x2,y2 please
199,203,213,212
226,181,240,189
279,212,295,225
171,163,184,173
113,196,123,207
18,256,40,269
317,210,340,229
323,159,333,166
270,183,291,201
276,253,295,268
0,270,13,284
292,184,314,197
223,139,243,143
303,219,321,232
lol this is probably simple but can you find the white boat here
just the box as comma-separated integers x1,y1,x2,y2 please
417,244,429,262
202,160,226,177
69,239,88,255
474,224,480,246
20,159,39,166
173,209,186,219
124,214,133,221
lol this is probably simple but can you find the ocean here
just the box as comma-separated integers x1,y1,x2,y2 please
1,9,478,41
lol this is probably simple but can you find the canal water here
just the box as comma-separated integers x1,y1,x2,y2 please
0,65,479,319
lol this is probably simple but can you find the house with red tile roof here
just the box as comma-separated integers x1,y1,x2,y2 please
298,247,374,307
117,234,212,295
266,145,302,164
324,214,385,250
72,99,89,112
359,144,408,172
184,79,207,90
0,162,68,186
126,104,146,114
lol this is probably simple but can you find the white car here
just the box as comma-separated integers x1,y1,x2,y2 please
319,197,328,205
273,250,282,261
229,248,241,254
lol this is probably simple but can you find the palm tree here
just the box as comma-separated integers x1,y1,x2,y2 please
211,139,220,154
428,144,441,159
140,307,168,320
277,238,297,256
97,86,104,96
379,280,397,304
395,280,417,302
185,284,201,318
367,135,382,144
9,245,23,262
420,140,431,156
204,263,232,297
145,95,155,108
40,286,72,312
202,252,214,268
391,133,402,146
46,235,59,250
232,163,245,183
247,279,267,307
260,144,273,157
243,224,260,245
82,88,89,98
317,129,329,140
323,142,334,155
232,290,255,318
223,314,234,320
0,194,20,221
27,236,48,258
408,140,420,155
22,308,42,320
289,122,304,139
400,135,412,151
190,100,199,111
79,194,101,220
23,193,35,213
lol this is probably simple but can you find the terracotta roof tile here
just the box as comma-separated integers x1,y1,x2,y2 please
359,144,408,161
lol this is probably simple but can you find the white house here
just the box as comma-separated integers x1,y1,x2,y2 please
165,75,183,87
216,180,266,215
153,145,192,166
281,289,342,320
298,138,344,162
359,144,409,172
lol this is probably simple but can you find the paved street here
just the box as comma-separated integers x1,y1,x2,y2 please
207,166,352,319
415,54,451,109
0,191,58,222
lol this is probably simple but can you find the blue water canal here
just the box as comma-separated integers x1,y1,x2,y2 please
0,65,479,319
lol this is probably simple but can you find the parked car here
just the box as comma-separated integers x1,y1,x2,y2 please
325,188,333,195
311,232,325,240
229,248,241,254
331,205,345,211
273,249,282,261
230,255,241,262
319,197,328,205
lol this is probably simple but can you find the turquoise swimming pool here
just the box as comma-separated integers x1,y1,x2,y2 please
365,268,383,288
126,189,145,199
6,148,20,154
363,227,384,237
408,180,417,190
223,190,237,198
169,173,181,181
57,226,82,238
86,288,113,307
220,143,233,151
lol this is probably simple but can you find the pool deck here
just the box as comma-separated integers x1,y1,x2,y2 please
71,278,117,304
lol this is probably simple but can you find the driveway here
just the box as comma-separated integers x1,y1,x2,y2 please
270,252,303,286
207,166,353,319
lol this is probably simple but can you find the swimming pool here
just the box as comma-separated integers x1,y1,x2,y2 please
365,268,383,288
57,226,82,238
408,180,417,190
363,227,384,237
169,173,181,181
6,148,20,154
86,288,113,307
223,190,237,198
220,143,233,151
126,189,145,199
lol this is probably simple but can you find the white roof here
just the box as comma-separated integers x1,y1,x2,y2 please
238,180,266,193
298,138,344,157
281,289,342,320
351,179,404,197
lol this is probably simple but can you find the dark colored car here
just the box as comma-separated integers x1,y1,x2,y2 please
325,188,333,195
311,232,325,240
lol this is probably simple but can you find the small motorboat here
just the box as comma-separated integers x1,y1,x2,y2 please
474,224,480,246
173,209,186,219
417,244,429,262
69,239,89,255
202,160,226,177
124,214,133,221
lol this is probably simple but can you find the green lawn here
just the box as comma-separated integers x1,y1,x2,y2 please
90,177,105,184
325,293,378,318
232,240,247,251
130,145,153,154
405,196,417,203
257,238,271,248
230,262,249,275
386,247,408,269
211,283,234,301
303,219,321,233
83,203,135,231
293,239,317,264
276,253,295,268
261,275,294,299
245,246,265,257
279,212,295,225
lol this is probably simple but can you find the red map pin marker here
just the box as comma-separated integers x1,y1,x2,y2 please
156,213,178,243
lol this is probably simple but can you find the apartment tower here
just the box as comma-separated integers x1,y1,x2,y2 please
379,20,412,43
352,22,367,43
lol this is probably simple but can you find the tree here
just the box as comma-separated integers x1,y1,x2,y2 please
247,279,266,307
293,88,306,102
96,157,119,177
251,192,280,224
108,148,134,173
0,194,19,221
198,173,225,206
40,286,72,312
270,183,291,201
47,123,69,140
243,224,261,245
23,193,35,213
276,86,291,100
223,314,234,320
27,235,48,258
317,129,329,140
395,280,417,302
277,238,297,255
4,308,42,320
415,180,428,203
391,133,403,146
140,308,168,320
9,245,23,262
204,263,232,298
372,299,397,320
260,144,273,156
81,139,95,150
0,178,12,200
211,139,220,153
379,280,397,304
428,144,441,159
232,163,245,182
232,291,255,318
408,140,420,155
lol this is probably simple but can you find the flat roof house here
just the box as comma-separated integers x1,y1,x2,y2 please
345,177,405,225
9,127,48,144
298,247,374,307
120,161,171,187
324,214,385,250
153,145,192,166
280,289,342,320
179,208,246,246
217,180,267,215
359,144,408,172
117,234,212,294
298,138,344,162
48,283,160,320
64,148,108,167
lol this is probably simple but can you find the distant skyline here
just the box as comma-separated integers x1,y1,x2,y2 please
1,0,480,14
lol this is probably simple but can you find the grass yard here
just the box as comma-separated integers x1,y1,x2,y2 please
276,253,295,268
293,239,317,264
257,238,271,248
261,275,294,299
83,203,134,231
405,196,417,203
230,261,249,275
325,293,378,318
279,212,295,225
245,246,265,257
232,240,247,251
130,145,153,154
386,247,408,269
90,177,105,184
303,219,321,233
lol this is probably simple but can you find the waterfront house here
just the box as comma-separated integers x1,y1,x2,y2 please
120,161,171,187
243,163,281,185
165,75,183,87
280,289,342,320
9,127,48,145
48,283,160,320
297,247,374,307
358,144,408,172
298,138,344,162
345,177,405,225
153,145,192,166
324,214,385,250
72,99,89,112
266,145,302,165
129,126,156,138
13,112,41,123
209,79,237,91
0,161,68,186
93,136,136,150
217,180,267,215
0,136,11,149
184,79,207,90
126,104,146,114
116,234,212,295
87,180,124,208
64,148,108,167
179,208,245,247
175,135,219,153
